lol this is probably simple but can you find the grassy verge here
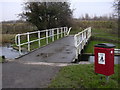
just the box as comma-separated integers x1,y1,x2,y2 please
49,64,119,88
0,57,2,63
0,56,5,63
84,40,119,53
70,29,82,35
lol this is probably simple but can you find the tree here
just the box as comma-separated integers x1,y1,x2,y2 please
113,0,120,18
20,2,73,30
85,13,90,20
113,0,120,34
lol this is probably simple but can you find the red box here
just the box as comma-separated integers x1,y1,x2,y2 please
94,43,115,76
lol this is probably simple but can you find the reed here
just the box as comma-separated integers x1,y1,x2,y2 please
0,34,16,44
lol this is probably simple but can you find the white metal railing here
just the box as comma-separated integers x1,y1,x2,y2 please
74,27,91,59
15,27,72,55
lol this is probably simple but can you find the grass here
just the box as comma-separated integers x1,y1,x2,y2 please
0,57,2,63
49,64,119,88
13,33,65,51
84,40,119,53
70,28,119,42
92,28,120,41
0,56,4,63
70,27,119,53
70,28,83,35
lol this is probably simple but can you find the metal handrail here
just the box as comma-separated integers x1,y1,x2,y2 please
15,27,72,55
74,27,91,59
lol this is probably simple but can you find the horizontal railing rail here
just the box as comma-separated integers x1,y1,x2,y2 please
74,27,91,59
15,27,72,55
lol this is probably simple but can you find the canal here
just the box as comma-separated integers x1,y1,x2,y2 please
0,44,27,59
0,44,119,64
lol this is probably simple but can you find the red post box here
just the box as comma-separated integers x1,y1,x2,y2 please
94,43,115,76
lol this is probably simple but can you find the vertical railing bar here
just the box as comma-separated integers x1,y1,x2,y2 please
46,30,48,44
64,27,66,36
18,34,22,55
52,29,54,41
57,28,59,39
66,27,68,35
61,27,63,38
74,35,78,59
27,32,30,51
38,31,41,47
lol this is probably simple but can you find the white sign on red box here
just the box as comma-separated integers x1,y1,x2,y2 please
98,53,105,64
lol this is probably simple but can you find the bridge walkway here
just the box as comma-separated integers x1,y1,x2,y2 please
16,35,76,63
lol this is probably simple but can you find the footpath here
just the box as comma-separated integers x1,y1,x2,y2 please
2,36,90,88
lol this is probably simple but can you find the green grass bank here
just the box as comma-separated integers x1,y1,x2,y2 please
49,64,119,88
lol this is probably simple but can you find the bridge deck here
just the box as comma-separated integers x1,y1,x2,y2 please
17,35,76,63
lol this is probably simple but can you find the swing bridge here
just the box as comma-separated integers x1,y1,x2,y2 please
15,27,91,63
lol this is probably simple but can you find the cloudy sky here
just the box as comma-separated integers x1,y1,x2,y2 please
0,0,115,21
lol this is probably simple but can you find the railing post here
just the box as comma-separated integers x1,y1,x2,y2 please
57,28,59,39
84,31,87,43
27,32,30,51
74,35,78,59
67,27,72,36
46,30,48,44
66,27,68,35
52,29,54,41
61,27,63,38
82,32,84,49
89,27,91,37
18,34,22,55
78,35,81,54
38,31,41,47
86,30,88,41
64,27,66,36
65,27,67,35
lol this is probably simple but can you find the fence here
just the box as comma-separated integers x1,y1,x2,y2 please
74,27,91,59
15,27,72,55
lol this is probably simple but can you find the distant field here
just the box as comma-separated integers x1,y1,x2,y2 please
2,21,37,34
0,34,16,44
1,20,119,51
92,28,119,42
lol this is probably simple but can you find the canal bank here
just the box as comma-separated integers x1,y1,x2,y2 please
0,44,27,59
78,53,120,64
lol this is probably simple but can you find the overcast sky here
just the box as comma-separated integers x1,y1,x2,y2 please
0,0,114,21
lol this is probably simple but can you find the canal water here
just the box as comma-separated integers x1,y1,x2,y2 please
0,44,27,59
79,54,120,64
0,44,120,64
